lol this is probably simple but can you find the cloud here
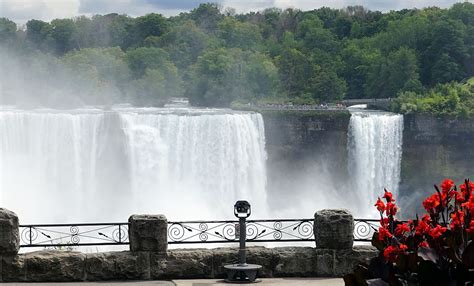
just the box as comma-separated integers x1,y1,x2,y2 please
1,0,465,24
1,0,79,24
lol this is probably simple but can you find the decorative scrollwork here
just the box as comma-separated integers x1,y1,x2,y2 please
273,221,282,230
112,225,128,242
70,226,79,235
273,230,282,240
21,227,39,245
199,232,209,242
168,223,187,242
71,235,80,244
246,223,259,240
167,219,317,244
296,221,313,239
222,223,237,240
19,223,129,248
354,219,379,241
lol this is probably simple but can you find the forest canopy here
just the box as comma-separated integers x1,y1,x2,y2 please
0,2,473,109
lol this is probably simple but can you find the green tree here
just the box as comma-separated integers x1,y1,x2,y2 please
26,19,53,51
50,19,78,54
125,47,171,77
0,18,17,45
218,17,263,50
158,20,217,69
186,48,278,106
365,47,422,98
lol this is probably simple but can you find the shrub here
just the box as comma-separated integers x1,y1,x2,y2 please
344,179,474,285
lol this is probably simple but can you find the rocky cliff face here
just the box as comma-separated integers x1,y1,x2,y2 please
261,110,351,214
399,114,474,216
261,111,474,218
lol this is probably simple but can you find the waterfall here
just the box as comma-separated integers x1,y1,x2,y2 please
0,107,267,222
119,109,267,219
348,110,404,217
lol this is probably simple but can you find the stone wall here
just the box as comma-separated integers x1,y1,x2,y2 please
0,208,377,282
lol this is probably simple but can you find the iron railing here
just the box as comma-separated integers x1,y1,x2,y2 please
353,219,380,242
168,219,314,244
19,218,380,248
19,223,129,248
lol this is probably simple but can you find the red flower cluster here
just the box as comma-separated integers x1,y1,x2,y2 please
383,244,408,262
375,179,474,263
374,189,398,217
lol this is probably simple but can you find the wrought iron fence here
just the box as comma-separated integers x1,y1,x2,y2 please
353,219,380,241
19,218,379,248
167,219,315,244
19,223,129,248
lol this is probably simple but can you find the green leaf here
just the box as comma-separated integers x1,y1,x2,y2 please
418,247,439,263
462,241,474,268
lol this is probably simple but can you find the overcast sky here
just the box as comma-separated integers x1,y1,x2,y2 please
1,0,469,24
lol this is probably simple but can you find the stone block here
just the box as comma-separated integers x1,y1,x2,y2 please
112,251,150,280
334,246,378,277
129,214,167,252
273,247,317,277
246,247,278,277
25,251,85,281
211,247,238,278
85,253,116,280
151,249,213,279
314,209,354,249
0,208,20,255
314,249,335,276
2,255,27,282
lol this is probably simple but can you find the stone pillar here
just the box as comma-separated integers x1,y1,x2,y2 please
314,209,354,249
0,208,20,255
128,215,167,252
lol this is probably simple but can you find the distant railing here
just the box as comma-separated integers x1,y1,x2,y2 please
19,223,129,248
19,218,379,248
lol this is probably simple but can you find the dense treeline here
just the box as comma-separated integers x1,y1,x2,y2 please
0,3,473,108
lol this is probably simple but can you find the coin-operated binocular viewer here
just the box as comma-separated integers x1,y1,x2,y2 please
224,200,262,283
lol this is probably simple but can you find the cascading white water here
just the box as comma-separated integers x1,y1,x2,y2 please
119,109,267,219
0,107,267,223
348,110,404,217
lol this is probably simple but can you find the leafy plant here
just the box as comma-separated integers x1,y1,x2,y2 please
344,179,474,285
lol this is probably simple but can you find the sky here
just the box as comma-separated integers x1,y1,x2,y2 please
0,0,469,24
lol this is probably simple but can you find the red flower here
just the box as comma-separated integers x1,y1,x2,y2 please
385,202,398,216
459,181,474,197
383,245,406,262
450,210,465,230
395,223,410,236
418,241,430,248
375,198,386,212
429,225,447,239
461,196,474,213
452,191,466,204
441,179,455,193
383,245,398,262
467,220,474,234
423,194,440,212
380,217,390,228
383,190,394,203
399,243,408,251
378,226,393,241
421,214,431,223
415,220,431,236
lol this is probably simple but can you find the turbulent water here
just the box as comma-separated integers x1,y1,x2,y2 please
0,107,267,223
348,110,404,216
